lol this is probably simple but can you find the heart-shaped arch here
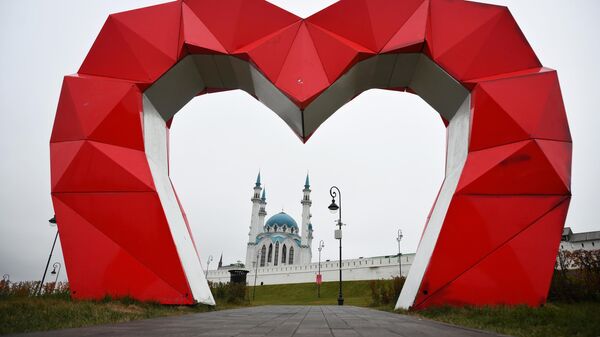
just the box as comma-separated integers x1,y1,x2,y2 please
50,0,571,309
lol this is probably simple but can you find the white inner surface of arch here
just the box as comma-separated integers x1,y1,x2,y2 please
142,53,470,307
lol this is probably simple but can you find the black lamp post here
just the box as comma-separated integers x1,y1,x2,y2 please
317,240,324,298
396,229,403,277
328,186,344,305
37,216,59,296
253,251,259,300
205,255,213,278
51,262,62,287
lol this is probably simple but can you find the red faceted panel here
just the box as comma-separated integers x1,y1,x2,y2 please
181,2,227,54
51,141,155,193
413,195,567,307
380,0,429,53
275,23,331,107
51,0,571,308
307,0,428,53
426,0,540,81
416,199,569,309
183,0,300,53
53,195,193,304
51,76,144,150
79,2,183,83
238,21,301,83
53,192,192,299
470,70,571,151
306,23,372,84
457,139,571,195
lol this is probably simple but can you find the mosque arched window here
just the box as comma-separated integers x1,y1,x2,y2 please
274,242,279,266
282,244,287,264
267,244,273,263
260,246,266,267
289,247,294,265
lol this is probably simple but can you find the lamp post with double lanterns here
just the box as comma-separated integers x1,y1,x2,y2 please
317,240,325,298
328,186,344,306
205,255,213,279
253,251,260,300
37,216,59,296
51,262,62,286
396,229,403,277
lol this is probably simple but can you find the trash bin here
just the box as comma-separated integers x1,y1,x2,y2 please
228,269,249,284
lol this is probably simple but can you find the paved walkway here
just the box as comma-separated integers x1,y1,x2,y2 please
14,306,508,337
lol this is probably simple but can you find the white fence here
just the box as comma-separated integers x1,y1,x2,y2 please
207,254,415,285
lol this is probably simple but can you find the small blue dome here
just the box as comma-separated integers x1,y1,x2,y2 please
265,212,298,229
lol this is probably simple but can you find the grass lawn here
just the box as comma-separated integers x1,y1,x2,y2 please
249,280,372,306
0,296,225,335
2,280,599,336
408,302,600,337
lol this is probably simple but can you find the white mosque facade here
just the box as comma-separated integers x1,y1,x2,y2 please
206,173,416,285
244,173,313,269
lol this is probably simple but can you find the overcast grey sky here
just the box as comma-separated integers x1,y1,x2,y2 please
0,0,598,282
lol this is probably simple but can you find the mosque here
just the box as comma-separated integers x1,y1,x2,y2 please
206,172,414,285
244,173,314,268
207,173,598,286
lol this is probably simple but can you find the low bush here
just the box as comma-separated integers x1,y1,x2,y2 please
0,280,70,299
208,281,248,304
369,276,404,307
549,249,600,302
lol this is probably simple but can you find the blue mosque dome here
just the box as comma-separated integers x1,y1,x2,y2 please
265,212,298,229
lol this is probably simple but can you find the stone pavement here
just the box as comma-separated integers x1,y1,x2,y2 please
13,305,508,337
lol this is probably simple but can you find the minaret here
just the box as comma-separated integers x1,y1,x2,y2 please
246,172,263,267
300,174,312,264
258,188,267,230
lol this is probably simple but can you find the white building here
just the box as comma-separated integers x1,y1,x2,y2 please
560,227,600,252
244,173,313,269
206,173,413,285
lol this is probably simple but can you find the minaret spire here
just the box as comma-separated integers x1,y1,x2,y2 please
300,173,312,264
246,171,264,267
255,171,261,187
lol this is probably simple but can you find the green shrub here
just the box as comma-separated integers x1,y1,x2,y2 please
549,249,600,302
369,277,404,307
369,280,380,306
226,283,248,304
0,281,70,300
208,281,248,304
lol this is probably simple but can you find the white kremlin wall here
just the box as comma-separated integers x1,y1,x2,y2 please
206,253,415,285
206,227,600,286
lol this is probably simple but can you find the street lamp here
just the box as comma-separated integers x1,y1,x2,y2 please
205,255,213,279
51,262,62,288
37,216,60,296
253,251,260,300
396,229,403,277
317,240,325,298
328,186,344,305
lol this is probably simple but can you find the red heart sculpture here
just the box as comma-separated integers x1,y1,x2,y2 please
50,0,571,309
